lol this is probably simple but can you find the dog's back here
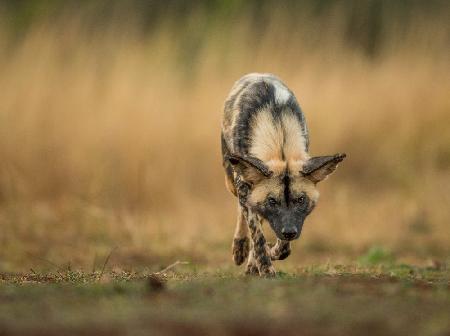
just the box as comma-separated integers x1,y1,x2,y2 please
222,73,310,188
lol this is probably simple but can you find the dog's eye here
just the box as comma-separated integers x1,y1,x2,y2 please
293,195,306,206
267,197,278,206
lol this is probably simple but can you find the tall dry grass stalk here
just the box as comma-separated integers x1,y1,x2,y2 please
0,6,449,271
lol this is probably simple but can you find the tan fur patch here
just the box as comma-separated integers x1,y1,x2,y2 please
249,108,308,177
281,112,309,174
249,107,284,163
290,177,320,202
234,206,248,238
224,173,237,196
241,166,267,184
265,159,287,176
248,178,283,205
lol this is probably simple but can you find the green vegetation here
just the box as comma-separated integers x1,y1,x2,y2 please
358,246,396,266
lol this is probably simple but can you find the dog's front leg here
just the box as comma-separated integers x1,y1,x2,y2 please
243,207,276,277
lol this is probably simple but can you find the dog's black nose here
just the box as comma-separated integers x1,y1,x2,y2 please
281,228,297,240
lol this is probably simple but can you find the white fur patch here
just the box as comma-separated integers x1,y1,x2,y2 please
242,73,291,104
270,80,291,104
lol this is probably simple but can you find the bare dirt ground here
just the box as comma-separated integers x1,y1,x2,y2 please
1,264,449,336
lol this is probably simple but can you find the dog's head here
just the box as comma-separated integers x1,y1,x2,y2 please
227,153,346,240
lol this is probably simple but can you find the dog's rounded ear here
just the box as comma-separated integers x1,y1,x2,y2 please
301,153,346,183
226,154,272,182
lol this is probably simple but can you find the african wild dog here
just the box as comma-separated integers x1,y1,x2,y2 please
221,73,346,276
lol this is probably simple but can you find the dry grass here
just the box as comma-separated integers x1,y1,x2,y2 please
0,5,449,272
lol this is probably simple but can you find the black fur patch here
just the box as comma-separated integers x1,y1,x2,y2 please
235,176,250,206
224,79,252,113
234,81,276,154
221,133,236,192
278,246,291,260
221,132,230,161
245,262,259,275
246,208,275,274
232,237,250,266
301,153,346,175
226,153,273,177
283,174,290,205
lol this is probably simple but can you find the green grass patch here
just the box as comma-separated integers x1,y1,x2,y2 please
358,245,396,266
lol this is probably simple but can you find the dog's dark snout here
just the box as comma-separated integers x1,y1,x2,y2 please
281,228,297,240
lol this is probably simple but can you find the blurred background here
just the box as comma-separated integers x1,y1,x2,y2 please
0,0,449,272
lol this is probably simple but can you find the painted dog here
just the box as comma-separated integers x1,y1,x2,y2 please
222,73,346,276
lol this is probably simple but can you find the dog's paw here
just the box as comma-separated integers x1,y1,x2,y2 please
259,265,277,277
269,242,291,260
277,247,291,260
244,262,259,275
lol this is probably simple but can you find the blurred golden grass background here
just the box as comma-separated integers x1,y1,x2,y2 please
0,1,449,272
